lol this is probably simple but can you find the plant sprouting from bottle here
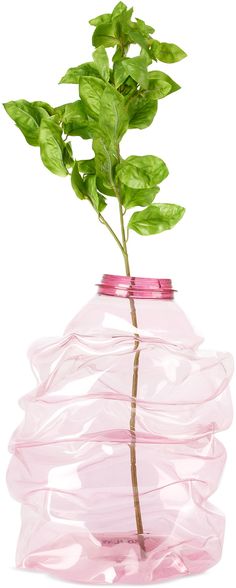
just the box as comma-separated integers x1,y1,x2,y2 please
3,1,187,557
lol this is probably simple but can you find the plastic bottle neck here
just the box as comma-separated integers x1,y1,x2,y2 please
96,274,175,300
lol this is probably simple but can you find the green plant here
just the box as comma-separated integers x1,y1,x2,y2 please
3,1,187,557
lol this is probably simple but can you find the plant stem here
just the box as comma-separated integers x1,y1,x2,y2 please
98,212,124,255
128,306,146,558
94,181,146,557
114,184,146,559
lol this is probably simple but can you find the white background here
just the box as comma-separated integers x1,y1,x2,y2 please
0,0,235,586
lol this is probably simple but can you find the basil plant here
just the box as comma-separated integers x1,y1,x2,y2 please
3,1,187,275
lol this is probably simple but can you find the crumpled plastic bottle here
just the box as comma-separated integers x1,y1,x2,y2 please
6,275,234,584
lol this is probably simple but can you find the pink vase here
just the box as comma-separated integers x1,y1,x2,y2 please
6,275,233,584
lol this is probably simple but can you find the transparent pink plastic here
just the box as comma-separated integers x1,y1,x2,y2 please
6,275,233,584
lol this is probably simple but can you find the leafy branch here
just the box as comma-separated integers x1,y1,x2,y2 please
3,1,186,254
3,0,187,557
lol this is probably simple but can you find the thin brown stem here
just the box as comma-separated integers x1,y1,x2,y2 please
95,165,146,557
114,182,147,559
128,302,146,558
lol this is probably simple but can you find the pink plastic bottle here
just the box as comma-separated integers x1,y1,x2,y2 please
7,275,233,584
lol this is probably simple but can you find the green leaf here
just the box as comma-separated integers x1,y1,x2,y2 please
71,161,86,199
121,56,149,89
112,46,127,63
39,118,68,176
113,61,129,88
112,2,127,18
148,39,161,61
92,22,119,48
114,6,133,26
54,103,66,119
92,46,110,82
79,76,106,119
147,76,171,99
63,141,74,168
84,174,107,212
155,42,187,63
116,155,169,189
128,28,148,49
3,99,49,146
71,163,106,211
96,177,115,196
89,13,111,27
96,192,107,211
135,18,155,36
147,71,180,99
31,101,55,116
121,185,159,209
59,62,100,84
93,134,118,187
128,94,158,129
77,159,96,175
121,76,137,96
125,24,150,52
99,85,129,141
62,100,91,138
139,47,153,66
128,203,185,235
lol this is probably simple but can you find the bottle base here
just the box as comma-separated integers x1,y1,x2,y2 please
16,531,222,584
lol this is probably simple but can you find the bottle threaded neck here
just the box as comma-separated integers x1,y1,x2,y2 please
96,274,175,299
